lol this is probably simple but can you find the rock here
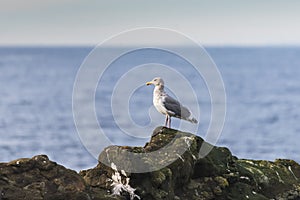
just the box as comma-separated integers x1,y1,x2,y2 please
2,127,300,200
0,155,89,200
86,126,300,200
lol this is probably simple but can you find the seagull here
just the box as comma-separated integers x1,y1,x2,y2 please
146,77,198,128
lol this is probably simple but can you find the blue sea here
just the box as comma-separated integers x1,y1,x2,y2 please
0,46,300,171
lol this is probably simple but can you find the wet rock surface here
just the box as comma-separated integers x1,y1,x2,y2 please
1,127,300,199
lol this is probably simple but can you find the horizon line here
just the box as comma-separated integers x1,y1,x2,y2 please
1,43,300,48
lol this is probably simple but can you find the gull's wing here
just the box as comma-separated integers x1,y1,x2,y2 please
163,95,191,119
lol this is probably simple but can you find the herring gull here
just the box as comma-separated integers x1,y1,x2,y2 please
146,77,198,128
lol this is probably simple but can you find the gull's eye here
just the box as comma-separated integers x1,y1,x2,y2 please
154,79,157,81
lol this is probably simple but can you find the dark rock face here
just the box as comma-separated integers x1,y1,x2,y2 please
0,155,88,200
1,127,300,200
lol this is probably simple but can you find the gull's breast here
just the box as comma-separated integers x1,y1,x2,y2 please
153,95,168,115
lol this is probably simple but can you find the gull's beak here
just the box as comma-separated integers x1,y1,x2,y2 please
146,81,152,86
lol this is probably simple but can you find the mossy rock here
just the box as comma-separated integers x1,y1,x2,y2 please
2,127,300,200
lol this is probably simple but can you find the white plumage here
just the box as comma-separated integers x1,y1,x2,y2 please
146,77,198,128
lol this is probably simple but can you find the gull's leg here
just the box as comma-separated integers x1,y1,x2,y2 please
168,116,171,128
165,115,168,127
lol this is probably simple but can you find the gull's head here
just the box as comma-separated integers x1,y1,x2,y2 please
146,77,164,87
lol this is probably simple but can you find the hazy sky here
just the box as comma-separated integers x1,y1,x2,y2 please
1,0,300,46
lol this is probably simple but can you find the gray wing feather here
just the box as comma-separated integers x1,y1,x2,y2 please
163,95,191,119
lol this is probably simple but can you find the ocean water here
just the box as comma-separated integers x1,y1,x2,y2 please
0,46,299,171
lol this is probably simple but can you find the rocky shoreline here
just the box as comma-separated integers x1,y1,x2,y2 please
1,126,300,200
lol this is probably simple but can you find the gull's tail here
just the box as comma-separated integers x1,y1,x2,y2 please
187,116,198,124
